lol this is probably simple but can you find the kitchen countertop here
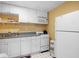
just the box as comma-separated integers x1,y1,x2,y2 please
0,32,43,39
0,35,40,39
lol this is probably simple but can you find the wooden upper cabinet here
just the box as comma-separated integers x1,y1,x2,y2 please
0,12,19,23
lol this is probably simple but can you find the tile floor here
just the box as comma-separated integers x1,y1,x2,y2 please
31,51,53,58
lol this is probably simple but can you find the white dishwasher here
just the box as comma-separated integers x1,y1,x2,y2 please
40,34,49,52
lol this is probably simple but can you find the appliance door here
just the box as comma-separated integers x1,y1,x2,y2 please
55,31,79,58
55,11,79,31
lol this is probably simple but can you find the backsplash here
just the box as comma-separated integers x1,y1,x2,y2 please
0,23,47,33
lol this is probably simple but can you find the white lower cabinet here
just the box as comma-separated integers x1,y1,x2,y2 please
31,36,40,53
0,35,49,57
7,38,20,57
0,39,8,56
21,37,31,56
0,44,8,55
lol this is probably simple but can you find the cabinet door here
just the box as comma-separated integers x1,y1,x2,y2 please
1,4,10,13
0,4,2,12
0,39,8,55
43,12,48,24
27,9,37,23
0,39,8,45
8,38,20,57
10,6,20,14
21,37,31,55
0,4,19,14
37,11,43,23
36,11,48,24
19,8,29,23
31,36,40,53
43,12,47,18
19,8,37,23
0,44,8,55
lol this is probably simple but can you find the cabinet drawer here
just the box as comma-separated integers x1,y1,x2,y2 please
40,46,49,52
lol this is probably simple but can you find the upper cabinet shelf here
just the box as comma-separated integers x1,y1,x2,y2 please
0,4,48,24
0,12,19,23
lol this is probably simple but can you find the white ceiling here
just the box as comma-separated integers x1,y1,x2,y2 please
1,1,64,12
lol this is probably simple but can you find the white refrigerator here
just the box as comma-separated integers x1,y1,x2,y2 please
55,11,79,58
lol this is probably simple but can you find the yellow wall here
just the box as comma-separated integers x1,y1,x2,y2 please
48,1,79,40
0,23,47,33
